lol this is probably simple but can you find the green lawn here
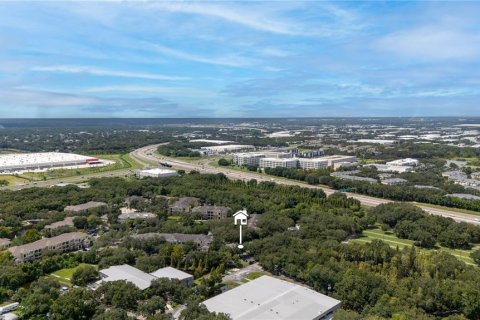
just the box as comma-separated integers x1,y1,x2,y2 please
167,215,183,221
245,271,267,280
48,263,96,286
351,228,479,265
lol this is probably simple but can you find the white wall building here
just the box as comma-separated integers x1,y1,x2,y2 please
203,275,341,320
386,158,419,167
233,153,265,166
298,158,329,170
136,168,178,178
259,158,298,169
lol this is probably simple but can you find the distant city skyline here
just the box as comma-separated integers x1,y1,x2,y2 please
1,1,480,118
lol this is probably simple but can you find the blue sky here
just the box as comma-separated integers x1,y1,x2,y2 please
1,1,480,118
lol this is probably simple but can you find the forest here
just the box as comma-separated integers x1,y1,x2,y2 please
0,174,480,319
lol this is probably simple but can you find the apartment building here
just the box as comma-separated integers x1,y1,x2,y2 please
8,232,90,263
192,205,230,220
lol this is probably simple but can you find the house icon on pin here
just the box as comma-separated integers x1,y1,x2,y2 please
233,208,248,225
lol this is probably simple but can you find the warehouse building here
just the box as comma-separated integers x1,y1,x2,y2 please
386,158,419,167
0,152,107,173
8,232,90,263
136,168,178,178
150,266,194,286
98,264,194,290
203,275,341,320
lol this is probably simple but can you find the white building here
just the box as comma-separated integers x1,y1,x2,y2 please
0,152,108,173
136,168,178,178
98,264,194,290
233,153,265,166
371,164,414,173
203,275,341,320
386,158,419,167
298,158,329,170
259,158,298,169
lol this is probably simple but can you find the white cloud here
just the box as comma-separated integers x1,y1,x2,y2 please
376,26,480,60
154,2,299,35
146,42,255,67
31,65,189,80
83,85,215,97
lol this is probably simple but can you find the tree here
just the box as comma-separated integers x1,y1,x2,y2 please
470,249,480,265
217,159,230,166
72,265,99,286
93,308,129,320
138,296,166,316
50,287,98,320
22,229,42,244
98,280,141,310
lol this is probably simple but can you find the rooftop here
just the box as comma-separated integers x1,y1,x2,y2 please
138,168,178,175
100,264,156,290
203,275,341,320
44,216,75,230
64,201,107,212
150,266,193,281
8,232,88,257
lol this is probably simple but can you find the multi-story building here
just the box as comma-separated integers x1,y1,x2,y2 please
192,205,230,220
298,158,329,170
232,153,265,166
259,158,298,169
386,158,419,167
8,232,90,263
168,197,200,214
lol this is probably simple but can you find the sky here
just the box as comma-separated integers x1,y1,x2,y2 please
1,1,480,118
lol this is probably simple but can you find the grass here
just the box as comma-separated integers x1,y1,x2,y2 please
351,228,479,265
413,202,480,216
245,271,267,280
48,263,96,286
167,215,182,221
0,175,30,186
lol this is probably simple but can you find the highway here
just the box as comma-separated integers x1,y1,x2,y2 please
130,144,480,226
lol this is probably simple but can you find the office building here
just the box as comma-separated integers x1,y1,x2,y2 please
298,158,329,170
259,158,298,169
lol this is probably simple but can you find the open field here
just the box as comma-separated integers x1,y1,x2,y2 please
0,175,30,186
351,228,479,265
48,263,96,286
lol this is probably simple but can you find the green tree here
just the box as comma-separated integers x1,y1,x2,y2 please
71,265,99,286
50,287,98,320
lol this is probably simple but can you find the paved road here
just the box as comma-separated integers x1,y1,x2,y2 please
130,144,480,226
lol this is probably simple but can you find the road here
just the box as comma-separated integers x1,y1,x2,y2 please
130,144,480,226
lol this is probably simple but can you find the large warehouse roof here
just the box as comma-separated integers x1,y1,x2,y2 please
203,276,341,320
0,152,99,172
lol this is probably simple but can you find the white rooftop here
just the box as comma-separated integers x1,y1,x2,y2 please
139,168,177,175
0,152,93,168
150,266,193,281
100,264,156,290
203,276,341,320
